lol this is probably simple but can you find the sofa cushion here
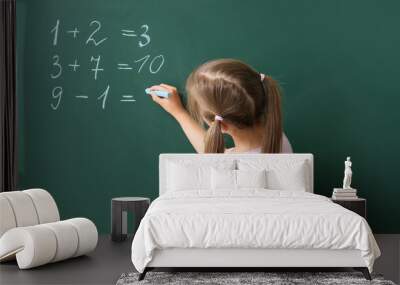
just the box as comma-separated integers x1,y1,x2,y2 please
24,189,60,224
0,196,17,237
0,189,60,238
0,191,39,227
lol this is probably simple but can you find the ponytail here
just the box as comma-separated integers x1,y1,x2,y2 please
261,76,282,153
204,119,225,153
186,58,283,154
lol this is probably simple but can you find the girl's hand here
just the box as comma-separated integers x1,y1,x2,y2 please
147,83,206,153
147,83,185,118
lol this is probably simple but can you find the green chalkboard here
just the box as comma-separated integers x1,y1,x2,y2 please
17,0,400,233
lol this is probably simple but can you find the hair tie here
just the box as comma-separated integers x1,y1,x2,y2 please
214,114,223,122
260,73,266,81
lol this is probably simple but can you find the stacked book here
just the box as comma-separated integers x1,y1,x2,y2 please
332,188,358,200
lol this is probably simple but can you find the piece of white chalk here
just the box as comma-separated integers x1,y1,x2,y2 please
145,88,170,98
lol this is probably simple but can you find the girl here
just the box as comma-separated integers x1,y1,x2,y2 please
147,58,292,153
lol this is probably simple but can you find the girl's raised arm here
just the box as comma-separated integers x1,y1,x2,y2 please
147,84,206,153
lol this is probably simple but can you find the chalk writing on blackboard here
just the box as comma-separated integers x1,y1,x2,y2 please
50,19,60,46
68,59,80,72
117,63,132,70
120,24,151,48
121,29,137,37
97,85,110,110
86,20,108,46
138,25,150,47
120,95,136,102
90,55,103,80
49,19,166,110
51,86,62,110
50,55,62,79
133,54,165,74
66,28,79,38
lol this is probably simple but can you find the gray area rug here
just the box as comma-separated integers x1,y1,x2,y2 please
116,271,396,285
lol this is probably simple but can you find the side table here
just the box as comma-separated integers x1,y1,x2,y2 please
331,197,366,219
111,197,150,242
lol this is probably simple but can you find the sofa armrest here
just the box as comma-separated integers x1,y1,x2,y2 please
0,218,98,269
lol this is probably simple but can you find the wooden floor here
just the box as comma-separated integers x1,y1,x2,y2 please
0,235,133,285
374,234,400,284
0,235,398,285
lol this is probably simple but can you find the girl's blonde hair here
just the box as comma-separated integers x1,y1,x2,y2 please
185,58,282,153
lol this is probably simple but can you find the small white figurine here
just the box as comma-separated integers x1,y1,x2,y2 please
342,156,353,189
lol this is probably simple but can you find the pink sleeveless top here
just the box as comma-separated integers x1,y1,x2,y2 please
224,133,293,154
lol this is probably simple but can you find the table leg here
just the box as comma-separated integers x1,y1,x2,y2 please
122,210,127,238
111,201,125,242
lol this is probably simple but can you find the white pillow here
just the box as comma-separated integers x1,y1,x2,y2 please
211,168,236,190
211,168,267,190
266,162,307,191
236,169,267,189
167,160,235,191
238,159,309,192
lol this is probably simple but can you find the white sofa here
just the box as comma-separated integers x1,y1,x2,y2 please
0,188,98,269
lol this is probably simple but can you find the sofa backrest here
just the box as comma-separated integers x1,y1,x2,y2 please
0,189,60,237
159,154,313,195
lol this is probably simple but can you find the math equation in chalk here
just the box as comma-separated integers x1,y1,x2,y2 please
49,19,166,110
